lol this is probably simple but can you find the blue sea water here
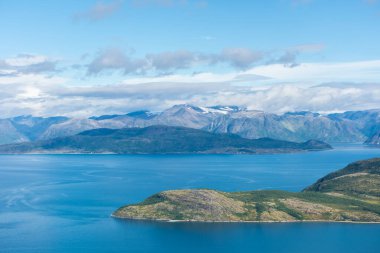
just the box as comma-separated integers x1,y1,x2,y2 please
0,144,380,253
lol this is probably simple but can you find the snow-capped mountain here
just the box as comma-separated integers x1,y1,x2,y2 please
0,105,379,145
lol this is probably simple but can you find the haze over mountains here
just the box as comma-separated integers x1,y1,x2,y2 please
1,104,380,145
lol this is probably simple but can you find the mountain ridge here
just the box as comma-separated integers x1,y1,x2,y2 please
0,105,379,145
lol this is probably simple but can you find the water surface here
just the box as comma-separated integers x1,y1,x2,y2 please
1,144,380,253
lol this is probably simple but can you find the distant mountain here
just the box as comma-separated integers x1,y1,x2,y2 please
89,110,157,121
0,116,69,145
10,115,69,141
0,125,331,154
365,130,380,145
113,158,380,222
39,118,103,140
0,105,379,145
3,105,235,143
0,119,28,144
150,105,220,129
89,114,123,121
207,110,366,142
126,110,157,119
328,110,380,137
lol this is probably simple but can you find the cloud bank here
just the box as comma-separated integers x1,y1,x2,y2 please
85,45,323,75
1,51,380,118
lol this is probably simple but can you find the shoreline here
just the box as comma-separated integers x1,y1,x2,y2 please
111,214,380,224
0,148,331,156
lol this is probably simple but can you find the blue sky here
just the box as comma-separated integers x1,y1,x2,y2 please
1,0,380,61
0,0,380,117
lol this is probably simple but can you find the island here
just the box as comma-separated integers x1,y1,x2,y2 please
0,125,331,154
112,158,380,222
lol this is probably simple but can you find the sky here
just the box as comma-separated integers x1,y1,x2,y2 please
0,0,380,117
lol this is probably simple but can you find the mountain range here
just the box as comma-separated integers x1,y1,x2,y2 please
365,130,380,145
1,104,380,145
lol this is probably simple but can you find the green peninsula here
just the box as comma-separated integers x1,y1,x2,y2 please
0,125,331,154
113,158,380,222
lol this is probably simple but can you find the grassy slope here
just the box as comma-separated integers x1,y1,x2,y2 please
304,158,380,198
113,158,380,222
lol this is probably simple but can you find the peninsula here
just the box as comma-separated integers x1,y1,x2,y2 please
113,158,380,222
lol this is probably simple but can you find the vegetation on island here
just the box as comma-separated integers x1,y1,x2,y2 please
113,158,380,222
0,125,331,154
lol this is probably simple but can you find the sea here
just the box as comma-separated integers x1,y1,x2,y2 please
1,143,380,253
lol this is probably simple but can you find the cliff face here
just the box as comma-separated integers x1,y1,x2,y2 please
113,158,380,222
365,131,380,145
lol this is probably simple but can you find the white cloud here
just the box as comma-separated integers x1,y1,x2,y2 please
5,54,49,67
1,54,380,117
146,50,198,70
248,60,380,85
0,54,58,74
86,47,266,75
267,43,325,67
219,48,263,69
74,0,123,22
87,48,146,75
85,44,325,75
1,80,379,117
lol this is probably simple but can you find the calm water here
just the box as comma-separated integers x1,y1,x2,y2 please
1,144,380,253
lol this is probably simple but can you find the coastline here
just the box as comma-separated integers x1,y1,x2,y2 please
111,214,380,224
0,148,331,155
